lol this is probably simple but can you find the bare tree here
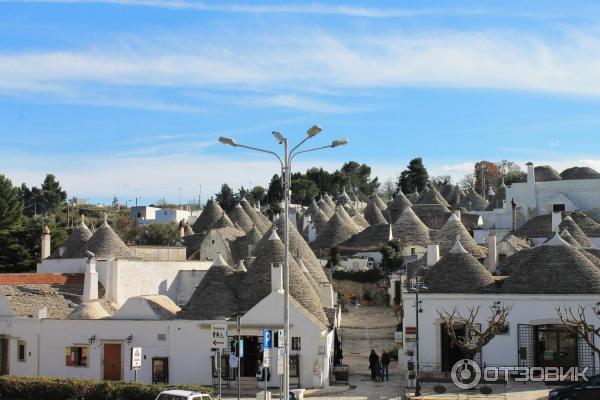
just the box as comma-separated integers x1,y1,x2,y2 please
437,305,512,359
460,173,476,192
556,305,600,356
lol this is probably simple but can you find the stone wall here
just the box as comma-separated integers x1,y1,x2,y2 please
333,279,389,305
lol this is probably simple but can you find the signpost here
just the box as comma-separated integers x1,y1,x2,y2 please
262,329,272,400
130,347,142,382
211,324,228,399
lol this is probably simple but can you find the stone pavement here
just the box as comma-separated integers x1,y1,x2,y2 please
405,381,553,400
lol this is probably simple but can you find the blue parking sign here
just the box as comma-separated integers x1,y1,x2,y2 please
239,339,244,358
263,329,273,350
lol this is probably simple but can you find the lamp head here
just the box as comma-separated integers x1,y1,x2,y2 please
331,138,349,148
306,125,322,137
218,137,236,146
272,131,286,144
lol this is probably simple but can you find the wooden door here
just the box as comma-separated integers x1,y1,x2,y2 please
0,338,8,375
103,343,122,381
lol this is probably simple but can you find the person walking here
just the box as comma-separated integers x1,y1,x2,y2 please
381,350,390,381
368,349,379,381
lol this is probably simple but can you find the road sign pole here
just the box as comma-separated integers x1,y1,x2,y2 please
237,314,241,400
264,365,268,400
218,348,222,400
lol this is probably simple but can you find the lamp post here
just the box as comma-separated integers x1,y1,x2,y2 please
219,127,347,399
409,277,427,397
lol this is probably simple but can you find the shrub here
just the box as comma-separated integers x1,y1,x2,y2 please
332,269,382,283
0,376,213,400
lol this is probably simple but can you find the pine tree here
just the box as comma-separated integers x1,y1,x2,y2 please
0,175,22,231
215,183,236,212
398,158,429,194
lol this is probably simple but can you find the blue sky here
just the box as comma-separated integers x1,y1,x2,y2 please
2,0,600,204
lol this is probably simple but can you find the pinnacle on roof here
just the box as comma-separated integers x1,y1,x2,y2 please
43,225,50,234
543,231,571,247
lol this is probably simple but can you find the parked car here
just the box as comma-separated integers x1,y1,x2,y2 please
548,374,600,399
155,390,212,400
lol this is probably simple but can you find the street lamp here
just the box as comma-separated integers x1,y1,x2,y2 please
219,126,347,399
409,277,427,397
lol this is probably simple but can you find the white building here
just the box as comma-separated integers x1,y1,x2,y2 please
398,235,600,377
131,206,200,225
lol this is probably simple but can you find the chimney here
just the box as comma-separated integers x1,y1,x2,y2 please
178,219,186,238
271,262,283,292
426,244,440,266
302,214,312,231
454,209,461,220
487,234,497,274
84,257,98,301
551,211,563,232
308,222,317,243
511,198,517,231
247,244,256,257
526,162,535,184
41,225,51,259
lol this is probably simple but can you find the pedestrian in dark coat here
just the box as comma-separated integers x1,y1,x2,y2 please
381,351,391,381
368,349,379,381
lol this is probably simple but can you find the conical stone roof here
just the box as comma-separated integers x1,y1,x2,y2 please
371,193,388,210
317,197,335,218
337,188,352,205
460,190,488,211
392,207,431,247
535,165,562,182
352,213,370,230
274,217,329,284
336,205,361,231
323,193,336,210
309,207,329,233
560,166,600,180
434,213,486,258
311,211,361,250
424,237,494,293
364,201,388,225
193,199,226,232
417,185,450,207
180,254,241,320
387,190,412,223
238,230,328,325
230,224,264,261
67,300,111,320
501,239,600,294
228,203,254,233
85,219,132,259
559,229,582,248
51,215,93,258
558,216,595,249
306,198,323,217
240,197,271,234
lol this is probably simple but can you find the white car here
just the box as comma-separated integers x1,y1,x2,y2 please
154,389,213,400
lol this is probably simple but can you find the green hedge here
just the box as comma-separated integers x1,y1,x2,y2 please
0,376,213,400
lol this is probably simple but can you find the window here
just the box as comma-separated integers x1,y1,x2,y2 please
17,341,26,362
65,346,88,367
152,357,169,384
157,333,167,341
553,204,565,212
410,247,416,255
291,337,301,351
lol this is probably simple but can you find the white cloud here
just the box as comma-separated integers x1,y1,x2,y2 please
549,139,560,147
5,28,600,98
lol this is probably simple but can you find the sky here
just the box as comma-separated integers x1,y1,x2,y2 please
2,1,600,204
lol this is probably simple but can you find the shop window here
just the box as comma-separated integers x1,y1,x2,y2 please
17,341,26,362
291,337,301,351
65,346,88,367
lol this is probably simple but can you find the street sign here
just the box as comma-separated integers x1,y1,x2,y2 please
277,329,284,347
263,329,273,350
211,323,228,349
263,348,272,367
276,347,284,374
239,339,244,358
130,347,142,370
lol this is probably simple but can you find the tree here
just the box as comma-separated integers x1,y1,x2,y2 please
237,186,254,204
215,183,236,212
334,161,379,198
139,223,178,246
474,161,501,196
0,175,23,231
437,304,512,359
397,158,429,194
291,177,320,205
503,170,527,186
430,176,451,191
460,173,476,191
327,246,340,268
556,305,600,356
267,174,283,206
39,174,67,214
250,186,267,205
305,167,333,194
380,240,405,271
